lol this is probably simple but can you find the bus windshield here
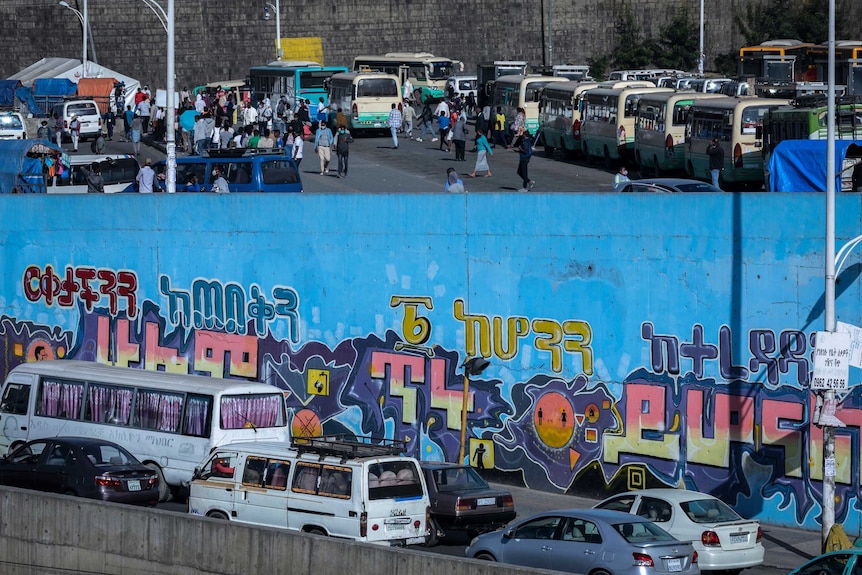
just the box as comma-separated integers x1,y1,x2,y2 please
428,62,455,80
357,78,399,98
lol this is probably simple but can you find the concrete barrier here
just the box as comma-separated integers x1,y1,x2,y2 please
0,486,561,575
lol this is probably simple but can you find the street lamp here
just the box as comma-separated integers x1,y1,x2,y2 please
138,0,176,194
58,0,88,78
458,356,490,464
697,0,704,76
263,1,282,61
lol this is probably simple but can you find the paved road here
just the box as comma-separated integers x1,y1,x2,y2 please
89,126,623,194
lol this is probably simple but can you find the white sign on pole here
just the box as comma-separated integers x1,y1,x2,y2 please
812,331,851,390
837,321,862,369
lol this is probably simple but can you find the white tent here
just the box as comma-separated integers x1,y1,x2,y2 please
9,57,142,110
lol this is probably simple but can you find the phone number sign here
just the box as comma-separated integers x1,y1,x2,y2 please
812,331,850,390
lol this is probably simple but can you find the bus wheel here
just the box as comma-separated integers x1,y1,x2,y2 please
544,143,555,158
652,156,662,177
145,462,172,503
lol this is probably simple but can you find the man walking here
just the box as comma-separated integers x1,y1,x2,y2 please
313,120,334,175
388,103,402,149
706,138,725,190
514,129,535,191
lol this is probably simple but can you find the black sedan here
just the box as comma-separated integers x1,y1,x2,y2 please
421,462,516,545
0,437,159,506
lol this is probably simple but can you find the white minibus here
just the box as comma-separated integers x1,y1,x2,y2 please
492,74,568,134
327,72,402,133
0,360,289,501
189,436,430,546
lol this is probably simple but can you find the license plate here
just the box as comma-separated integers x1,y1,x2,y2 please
730,534,748,544
667,558,682,572
385,523,405,531
477,497,496,506
127,480,141,491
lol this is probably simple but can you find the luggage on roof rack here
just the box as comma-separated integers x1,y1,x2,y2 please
292,434,407,460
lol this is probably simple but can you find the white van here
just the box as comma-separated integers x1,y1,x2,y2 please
189,436,430,546
51,99,102,141
48,154,140,194
0,112,26,139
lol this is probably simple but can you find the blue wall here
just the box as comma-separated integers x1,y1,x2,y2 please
2,192,861,532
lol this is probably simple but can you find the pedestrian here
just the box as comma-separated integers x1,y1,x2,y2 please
123,105,134,142
292,130,304,169
316,97,329,124
468,129,493,177
85,161,104,194
451,114,468,161
492,106,508,148
614,165,631,185
258,128,275,148
130,114,143,155
179,107,197,153
54,112,64,148
437,111,451,152
182,173,201,193
192,114,208,155
194,93,206,113
401,100,415,139
211,164,230,193
388,103,402,149
69,114,81,151
513,128,535,191
511,106,526,141
313,120,334,175
416,100,437,142
136,158,156,193
706,137,725,190
103,109,116,140
243,101,258,131
335,108,348,131
90,133,106,154
260,98,274,133
443,167,465,193
136,95,151,134
334,124,354,178
36,120,51,141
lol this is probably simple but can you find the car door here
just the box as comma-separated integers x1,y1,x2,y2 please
0,440,49,488
234,456,290,529
499,515,564,571
547,517,604,574
794,552,856,575
33,440,72,493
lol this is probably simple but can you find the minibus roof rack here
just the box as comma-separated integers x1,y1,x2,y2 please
205,147,286,158
292,434,407,461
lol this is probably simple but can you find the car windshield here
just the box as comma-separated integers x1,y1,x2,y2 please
0,115,23,129
432,466,489,491
614,520,676,542
680,498,742,523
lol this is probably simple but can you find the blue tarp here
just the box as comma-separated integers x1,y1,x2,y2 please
0,80,21,107
0,139,63,194
14,86,42,116
767,139,862,192
33,78,77,98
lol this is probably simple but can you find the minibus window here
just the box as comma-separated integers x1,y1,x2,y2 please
37,378,84,419
367,461,423,500
0,383,30,414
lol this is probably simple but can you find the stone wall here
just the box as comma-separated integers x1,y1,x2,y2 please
1,0,857,93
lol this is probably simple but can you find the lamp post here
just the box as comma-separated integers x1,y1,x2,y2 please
139,0,176,194
263,1,282,61
697,0,704,76
58,0,88,78
458,357,490,465
822,0,837,552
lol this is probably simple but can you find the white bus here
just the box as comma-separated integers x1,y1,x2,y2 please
352,53,456,101
327,72,402,133
0,360,289,501
685,97,790,187
580,84,673,166
492,75,568,134
634,92,727,175
539,81,598,158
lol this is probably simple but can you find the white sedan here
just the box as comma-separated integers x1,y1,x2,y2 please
594,488,764,574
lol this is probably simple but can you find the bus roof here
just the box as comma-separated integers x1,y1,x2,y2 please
597,80,656,89
690,97,791,110
542,81,599,95
10,360,282,396
355,53,453,63
495,74,563,85
330,72,400,82
257,60,322,68
204,79,248,88
585,86,673,98
637,92,728,105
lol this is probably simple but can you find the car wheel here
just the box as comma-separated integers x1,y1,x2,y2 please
144,462,171,503
423,517,441,547
206,510,229,520
305,527,326,536
64,490,77,497
474,552,496,561
591,569,612,575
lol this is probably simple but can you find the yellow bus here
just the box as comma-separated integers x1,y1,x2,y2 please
684,97,790,188
327,72,401,133
580,84,672,166
352,53,456,101
539,81,598,158
492,75,568,135
634,92,727,176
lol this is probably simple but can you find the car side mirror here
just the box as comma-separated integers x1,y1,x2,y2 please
192,466,201,480
503,528,515,539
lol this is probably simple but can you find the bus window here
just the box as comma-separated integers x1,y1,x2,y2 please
134,388,183,432
0,383,30,415
38,378,84,419
85,383,133,425
220,393,282,429
183,393,213,437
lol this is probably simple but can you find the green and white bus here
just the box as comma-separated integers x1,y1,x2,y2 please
634,92,727,176
492,75,567,135
763,96,862,152
580,84,673,166
327,72,401,133
685,97,789,187
352,53,456,101
539,81,598,158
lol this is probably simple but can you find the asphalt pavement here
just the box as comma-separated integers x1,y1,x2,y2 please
499,482,824,573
